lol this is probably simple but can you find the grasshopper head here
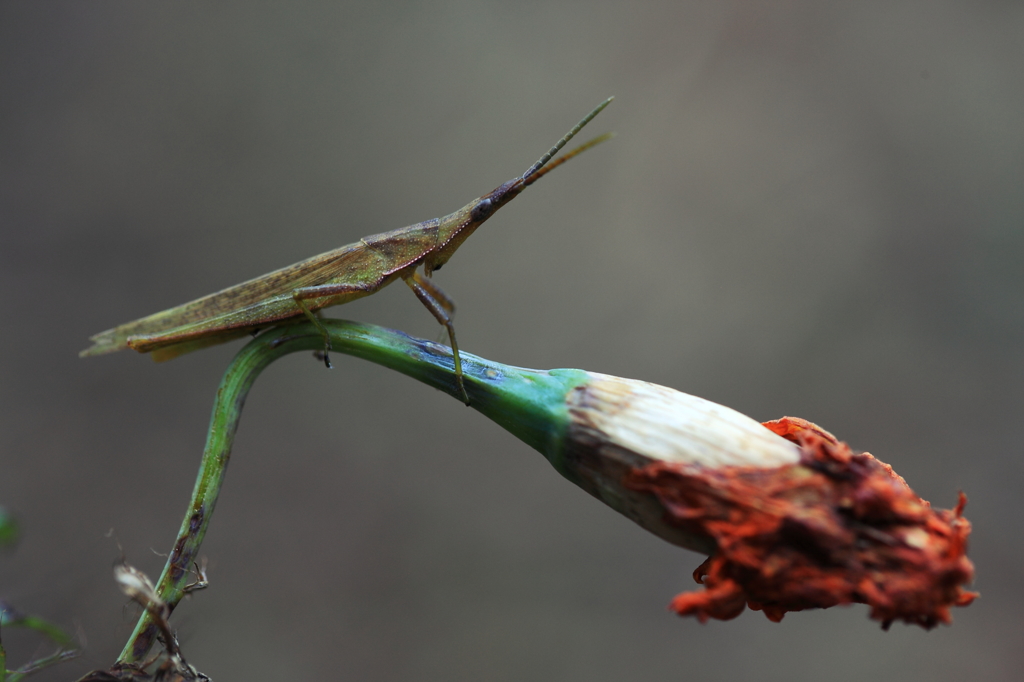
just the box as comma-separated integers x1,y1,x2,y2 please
423,97,613,276
424,179,526,275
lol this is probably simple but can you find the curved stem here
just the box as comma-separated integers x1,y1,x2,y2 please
117,320,589,665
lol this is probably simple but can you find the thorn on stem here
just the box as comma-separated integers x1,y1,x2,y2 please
183,559,209,595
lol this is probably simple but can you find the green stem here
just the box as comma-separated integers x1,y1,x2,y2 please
0,507,17,547
1,604,77,680
117,319,590,665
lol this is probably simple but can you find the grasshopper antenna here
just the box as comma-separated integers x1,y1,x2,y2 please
521,96,613,182
521,132,615,187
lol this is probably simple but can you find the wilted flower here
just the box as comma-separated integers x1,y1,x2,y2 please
355,328,978,629
297,321,977,629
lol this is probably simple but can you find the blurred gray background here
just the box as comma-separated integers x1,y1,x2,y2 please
2,1,1022,680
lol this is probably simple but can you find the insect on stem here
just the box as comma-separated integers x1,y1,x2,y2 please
81,98,616,405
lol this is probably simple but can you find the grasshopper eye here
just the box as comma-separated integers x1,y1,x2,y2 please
470,198,494,222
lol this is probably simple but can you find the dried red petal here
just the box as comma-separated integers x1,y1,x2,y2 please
625,417,977,629
670,577,747,622
762,416,839,445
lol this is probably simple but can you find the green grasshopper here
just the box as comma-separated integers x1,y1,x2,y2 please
81,98,614,403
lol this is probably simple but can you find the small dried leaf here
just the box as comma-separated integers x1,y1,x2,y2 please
114,563,164,613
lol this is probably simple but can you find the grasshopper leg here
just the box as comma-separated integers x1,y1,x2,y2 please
292,296,334,367
416,272,456,317
404,270,469,405
417,271,457,345
292,283,371,368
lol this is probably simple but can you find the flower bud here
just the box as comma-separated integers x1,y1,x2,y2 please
463,367,977,628
316,320,978,628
